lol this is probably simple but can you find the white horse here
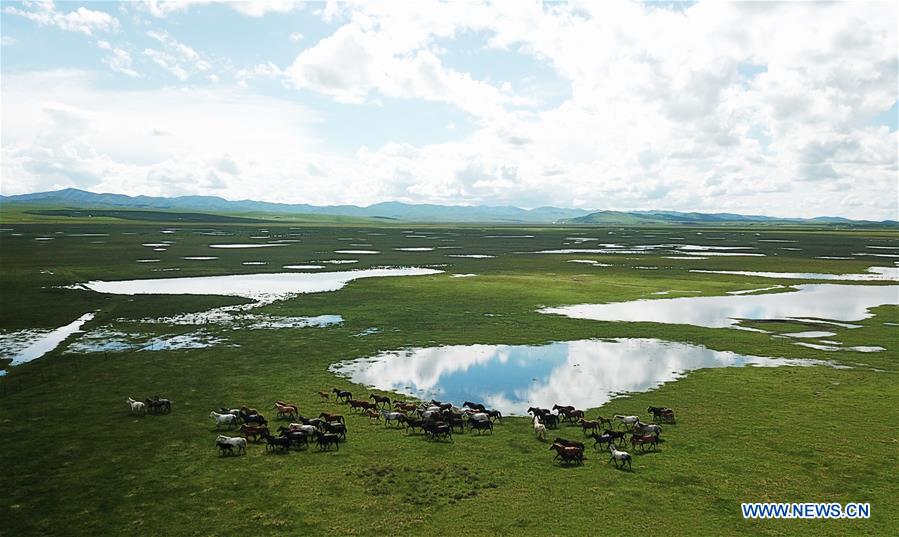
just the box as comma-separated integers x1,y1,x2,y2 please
633,420,662,437
287,423,317,435
126,397,146,416
380,410,405,427
613,414,640,430
215,435,246,454
468,412,489,422
209,411,238,429
533,416,547,441
608,444,632,470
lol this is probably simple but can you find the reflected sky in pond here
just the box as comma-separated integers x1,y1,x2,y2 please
75,267,441,305
540,284,899,328
330,338,835,415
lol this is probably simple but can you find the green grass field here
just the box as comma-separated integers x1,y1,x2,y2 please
1,215,897,536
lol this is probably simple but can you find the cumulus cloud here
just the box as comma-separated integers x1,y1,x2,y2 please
138,0,301,18
1,1,897,220
4,1,119,35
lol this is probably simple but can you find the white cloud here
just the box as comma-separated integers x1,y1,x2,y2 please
138,0,302,18
1,2,896,220
4,1,119,36
143,29,212,81
102,46,141,78
288,32,303,42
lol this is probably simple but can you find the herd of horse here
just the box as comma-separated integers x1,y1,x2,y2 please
532,405,677,470
125,395,172,416
125,388,676,472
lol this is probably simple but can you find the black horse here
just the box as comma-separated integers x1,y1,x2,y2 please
469,419,494,434
404,418,426,434
262,433,291,452
278,429,309,449
464,401,487,413
332,388,352,403
145,397,172,414
648,406,676,423
314,431,340,451
599,429,627,446
370,394,391,408
321,421,347,440
216,441,234,456
423,421,453,441
243,413,268,426
588,431,616,450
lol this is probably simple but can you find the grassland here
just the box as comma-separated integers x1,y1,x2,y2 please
0,215,897,536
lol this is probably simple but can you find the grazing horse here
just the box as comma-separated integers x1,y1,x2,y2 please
463,401,487,413
469,419,494,435
317,390,330,400
380,410,406,428
332,388,352,403
633,421,662,438
550,443,584,465
631,433,659,452
533,416,547,441
273,402,298,420
238,424,270,442
126,397,146,416
608,445,632,470
215,435,246,454
318,412,345,424
578,419,600,435
144,396,172,414
613,415,640,430
370,394,391,408
648,406,676,423
262,433,291,452
210,411,238,429
313,431,340,451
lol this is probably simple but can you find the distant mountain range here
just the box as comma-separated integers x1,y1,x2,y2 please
1,188,895,226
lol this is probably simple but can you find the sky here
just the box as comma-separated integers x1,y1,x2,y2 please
1,0,897,219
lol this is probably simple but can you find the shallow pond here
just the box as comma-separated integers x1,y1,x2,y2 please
540,284,899,328
330,338,837,415
75,267,442,304
0,313,95,369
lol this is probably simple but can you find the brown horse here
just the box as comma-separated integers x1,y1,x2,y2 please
394,401,417,413
274,402,298,419
349,399,376,412
318,412,345,424
550,443,584,465
630,433,659,451
369,394,391,408
560,408,585,423
317,391,330,400
363,409,381,422
238,424,270,442
578,419,600,435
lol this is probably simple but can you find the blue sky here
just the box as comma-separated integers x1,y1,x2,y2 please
1,1,896,219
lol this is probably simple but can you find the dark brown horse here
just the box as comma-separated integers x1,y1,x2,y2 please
369,394,391,408
631,433,659,451
238,424,270,442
